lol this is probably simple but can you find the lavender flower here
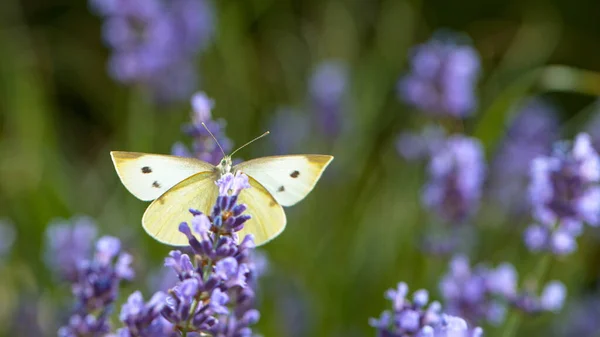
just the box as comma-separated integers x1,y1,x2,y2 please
113,291,178,337
525,133,600,255
489,98,559,213
422,135,485,224
172,92,233,165
370,281,482,337
90,0,214,102
557,297,600,336
44,216,98,282
0,219,16,259
309,60,348,137
58,236,134,336
268,107,310,155
157,171,260,336
398,32,480,117
396,126,446,161
440,255,566,326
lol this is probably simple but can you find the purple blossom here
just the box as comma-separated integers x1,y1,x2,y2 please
44,216,98,282
440,255,566,326
113,291,177,337
526,133,600,254
398,32,480,117
558,297,600,336
422,135,485,224
370,281,482,337
157,171,260,336
0,219,16,259
172,92,233,165
57,235,134,336
489,98,559,213
268,107,310,155
309,60,348,137
90,0,214,102
396,126,446,162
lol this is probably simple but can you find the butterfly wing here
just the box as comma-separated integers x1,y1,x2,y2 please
234,155,334,207
237,177,287,246
142,171,219,246
110,151,215,201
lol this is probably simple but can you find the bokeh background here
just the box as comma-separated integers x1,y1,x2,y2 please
2,0,600,336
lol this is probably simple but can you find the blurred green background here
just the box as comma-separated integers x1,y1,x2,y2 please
2,0,600,336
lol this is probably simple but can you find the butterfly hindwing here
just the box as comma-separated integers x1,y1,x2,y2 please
234,155,334,207
110,151,215,201
237,176,287,246
142,171,220,246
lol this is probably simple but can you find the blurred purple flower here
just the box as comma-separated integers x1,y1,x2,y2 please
113,291,178,337
489,98,559,214
58,236,134,337
422,135,485,224
268,107,310,155
0,219,16,260
309,60,349,137
44,216,98,282
172,92,233,165
557,297,600,336
370,281,482,337
526,133,600,255
157,171,260,336
396,126,446,162
440,255,566,326
90,0,214,102
398,32,480,117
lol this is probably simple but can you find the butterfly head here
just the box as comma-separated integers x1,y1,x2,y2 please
217,156,233,175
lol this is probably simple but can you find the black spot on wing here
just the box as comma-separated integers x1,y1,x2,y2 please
141,166,152,174
152,181,161,188
290,170,300,178
278,186,285,192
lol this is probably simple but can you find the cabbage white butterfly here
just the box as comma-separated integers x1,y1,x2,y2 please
110,125,333,246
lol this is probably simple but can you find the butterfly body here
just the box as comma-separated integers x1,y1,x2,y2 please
110,151,333,246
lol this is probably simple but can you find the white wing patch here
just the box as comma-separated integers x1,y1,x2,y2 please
234,155,333,207
110,151,215,201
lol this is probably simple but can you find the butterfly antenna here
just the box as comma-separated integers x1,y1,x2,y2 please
230,131,270,157
201,122,226,157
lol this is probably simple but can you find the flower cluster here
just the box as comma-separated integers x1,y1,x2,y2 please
112,291,177,337
90,0,214,102
370,281,482,337
309,60,348,137
268,107,310,155
398,32,480,117
172,92,233,165
396,126,446,162
44,216,99,282
525,133,600,255
120,171,260,336
489,98,559,214
58,236,134,336
440,255,566,326
0,219,16,261
422,135,485,224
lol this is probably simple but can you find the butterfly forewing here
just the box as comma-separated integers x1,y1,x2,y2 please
142,171,220,246
234,155,334,206
110,151,215,201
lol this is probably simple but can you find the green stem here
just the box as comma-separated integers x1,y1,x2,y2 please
500,253,553,337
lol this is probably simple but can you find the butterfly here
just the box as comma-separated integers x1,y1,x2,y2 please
110,128,333,247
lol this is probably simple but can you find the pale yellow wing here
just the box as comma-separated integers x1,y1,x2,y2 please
237,177,287,246
234,155,334,207
110,151,215,201
142,171,219,246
